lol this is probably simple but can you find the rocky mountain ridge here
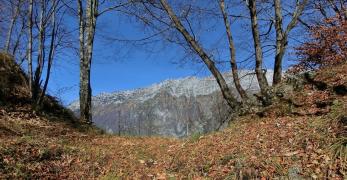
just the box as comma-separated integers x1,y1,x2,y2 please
69,70,273,137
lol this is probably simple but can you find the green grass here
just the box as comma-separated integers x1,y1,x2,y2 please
188,132,202,143
331,137,347,163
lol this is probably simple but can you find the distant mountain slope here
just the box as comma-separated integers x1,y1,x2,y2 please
69,70,273,137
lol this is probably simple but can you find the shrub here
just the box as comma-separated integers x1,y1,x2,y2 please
292,15,347,72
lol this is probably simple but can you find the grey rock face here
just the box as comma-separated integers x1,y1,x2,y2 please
69,71,273,138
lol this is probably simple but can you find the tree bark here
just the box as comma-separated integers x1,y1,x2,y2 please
78,0,89,123
12,18,25,55
39,0,57,105
33,0,46,103
79,0,98,124
159,0,238,108
27,0,33,94
247,0,271,105
273,0,285,86
273,0,308,85
219,0,248,101
5,4,19,53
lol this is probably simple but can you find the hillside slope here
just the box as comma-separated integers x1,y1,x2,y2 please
0,53,346,179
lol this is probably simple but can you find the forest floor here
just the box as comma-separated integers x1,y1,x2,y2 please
0,61,346,179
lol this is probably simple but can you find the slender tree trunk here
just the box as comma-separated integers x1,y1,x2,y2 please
39,0,57,105
12,19,25,55
273,0,308,85
85,0,97,123
33,0,46,103
247,0,271,105
28,0,33,94
32,0,46,102
273,42,286,85
219,0,248,101
5,8,19,52
159,0,238,108
273,0,285,85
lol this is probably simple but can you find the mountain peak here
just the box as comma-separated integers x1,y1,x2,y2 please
69,70,273,111
68,70,273,137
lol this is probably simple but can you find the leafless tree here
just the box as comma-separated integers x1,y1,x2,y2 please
27,0,33,93
1,0,74,105
219,0,248,100
38,0,58,105
272,0,308,85
130,0,310,106
78,0,98,123
309,0,347,20
77,0,136,123
158,0,238,108
4,0,22,53
32,0,47,103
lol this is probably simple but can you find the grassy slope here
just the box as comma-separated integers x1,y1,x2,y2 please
0,63,346,179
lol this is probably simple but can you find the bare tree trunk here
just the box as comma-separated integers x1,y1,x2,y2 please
33,0,46,103
27,0,33,94
219,0,248,101
273,0,285,86
159,0,238,108
39,0,57,105
247,0,271,105
5,5,19,52
12,19,25,55
78,0,89,123
79,0,98,124
273,0,308,85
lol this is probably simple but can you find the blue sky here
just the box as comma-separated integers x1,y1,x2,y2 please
48,49,202,105
47,10,205,105
44,1,303,106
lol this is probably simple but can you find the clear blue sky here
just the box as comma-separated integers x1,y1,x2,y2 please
45,2,302,106
47,9,207,105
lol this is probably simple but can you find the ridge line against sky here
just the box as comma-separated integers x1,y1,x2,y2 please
42,1,302,105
